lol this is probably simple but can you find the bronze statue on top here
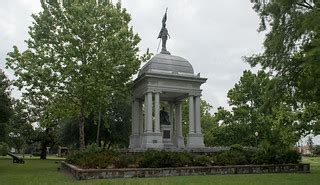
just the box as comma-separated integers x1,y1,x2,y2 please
158,8,171,55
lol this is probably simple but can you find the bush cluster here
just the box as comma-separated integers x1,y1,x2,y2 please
66,144,301,169
312,145,320,156
0,142,9,156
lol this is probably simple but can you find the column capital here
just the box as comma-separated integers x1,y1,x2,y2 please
144,89,162,94
188,91,202,97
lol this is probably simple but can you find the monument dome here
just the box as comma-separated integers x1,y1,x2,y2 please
138,53,195,76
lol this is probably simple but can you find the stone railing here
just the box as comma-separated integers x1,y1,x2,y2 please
61,162,310,180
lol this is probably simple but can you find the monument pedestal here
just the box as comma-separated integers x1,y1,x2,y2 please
129,134,140,148
186,133,205,148
175,136,185,148
141,132,164,149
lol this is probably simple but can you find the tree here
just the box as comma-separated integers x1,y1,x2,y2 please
0,69,13,144
6,0,145,150
58,94,131,149
248,0,320,135
7,100,35,155
208,70,300,148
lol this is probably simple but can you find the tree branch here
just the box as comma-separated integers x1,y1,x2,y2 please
297,1,314,10
303,0,313,8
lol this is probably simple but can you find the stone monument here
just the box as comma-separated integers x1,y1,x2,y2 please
129,9,207,150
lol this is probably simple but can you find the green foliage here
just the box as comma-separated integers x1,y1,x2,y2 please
139,150,194,168
7,100,35,153
6,1,145,149
312,145,320,156
208,70,300,148
66,147,301,169
0,70,13,143
57,95,131,148
0,142,9,156
214,150,247,165
248,0,320,135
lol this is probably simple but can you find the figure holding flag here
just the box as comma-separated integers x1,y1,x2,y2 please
158,8,170,54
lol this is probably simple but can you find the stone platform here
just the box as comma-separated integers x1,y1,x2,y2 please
61,162,310,180
120,146,230,153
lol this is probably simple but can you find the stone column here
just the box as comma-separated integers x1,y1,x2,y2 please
187,95,205,148
169,103,174,125
175,101,185,148
141,92,163,149
144,94,148,133
188,96,195,134
154,92,160,133
195,96,202,134
129,99,140,149
175,103,182,137
145,92,153,133
132,99,140,135
169,103,174,135
139,101,144,135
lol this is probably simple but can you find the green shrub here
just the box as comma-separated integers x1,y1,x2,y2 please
281,150,301,164
139,150,193,168
191,155,212,166
66,147,301,169
32,152,41,157
0,142,9,156
230,144,245,152
312,145,320,156
214,150,247,165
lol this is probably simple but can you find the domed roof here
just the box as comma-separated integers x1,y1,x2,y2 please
138,54,194,76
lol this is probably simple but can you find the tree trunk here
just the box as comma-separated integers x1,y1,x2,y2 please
107,141,112,149
96,107,102,146
103,140,107,148
79,110,86,150
40,142,47,160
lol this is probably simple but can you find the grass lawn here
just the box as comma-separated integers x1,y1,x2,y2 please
0,156,319,185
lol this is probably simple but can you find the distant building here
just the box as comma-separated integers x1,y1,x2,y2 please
297,146,312,155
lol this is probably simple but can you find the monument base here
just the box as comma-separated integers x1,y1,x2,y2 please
186,133,205,148
141,132,164,149
129,134,141,149
175,136,185,148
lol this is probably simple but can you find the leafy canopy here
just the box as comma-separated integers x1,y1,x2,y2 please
248,0,320,134
6,0,144,149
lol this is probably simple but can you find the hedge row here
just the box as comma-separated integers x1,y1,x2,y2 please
66,145,301,169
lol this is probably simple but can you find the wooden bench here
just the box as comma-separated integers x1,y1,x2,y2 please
7,152,25,164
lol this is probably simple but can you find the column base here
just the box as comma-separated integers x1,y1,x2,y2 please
186,133,205,148
129,134,141,149
141,132,164,149
175,136,185,148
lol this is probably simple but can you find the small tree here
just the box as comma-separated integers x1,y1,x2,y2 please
0,69,13,145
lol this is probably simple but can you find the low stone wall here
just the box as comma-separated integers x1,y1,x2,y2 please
61,162,310,180
120,147,230,153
